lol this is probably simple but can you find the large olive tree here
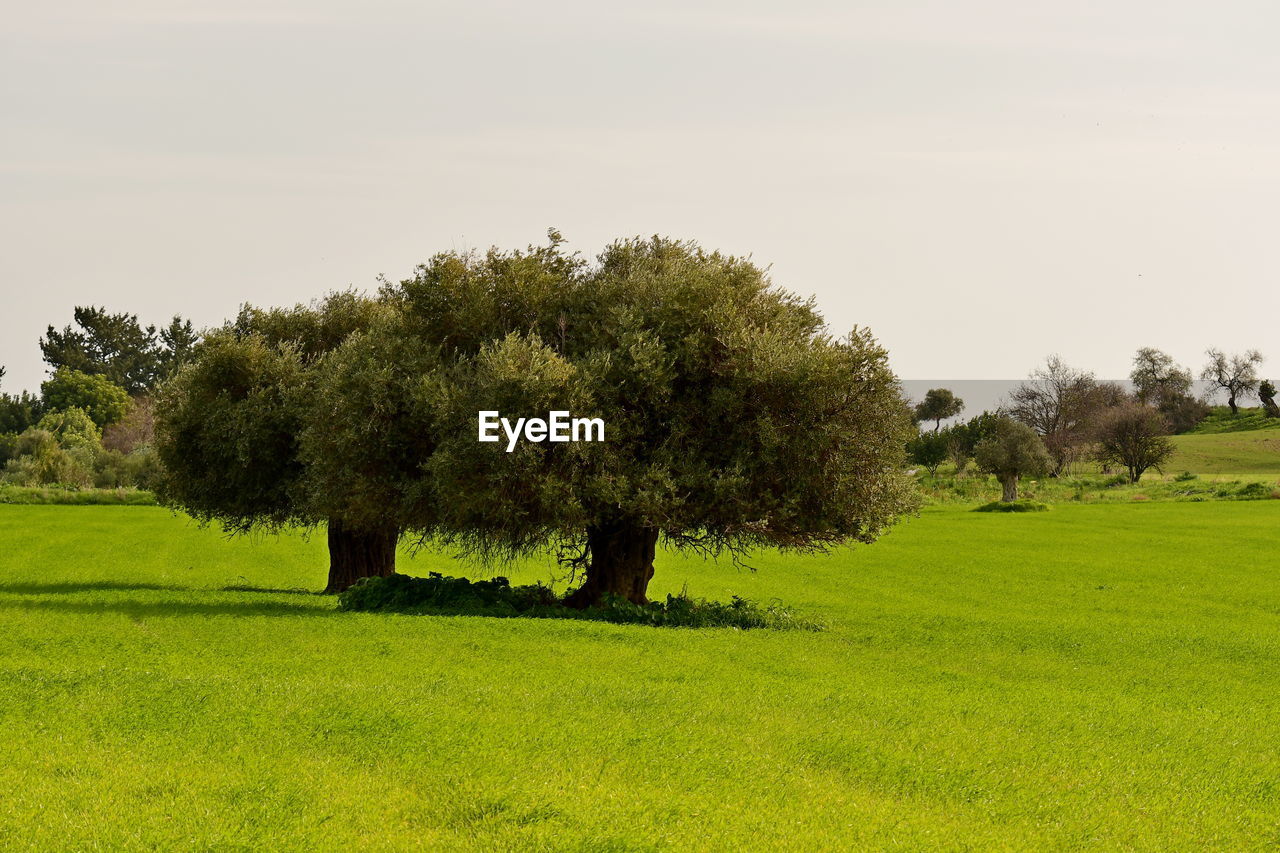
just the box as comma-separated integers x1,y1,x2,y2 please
153,292,396,593
315,234,918,606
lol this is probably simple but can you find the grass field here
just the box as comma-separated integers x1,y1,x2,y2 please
1169,430,1280,476
3,503,1280,849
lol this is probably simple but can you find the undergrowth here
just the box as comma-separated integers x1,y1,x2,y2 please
338,572,825,630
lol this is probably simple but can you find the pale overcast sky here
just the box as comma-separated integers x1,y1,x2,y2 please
2,0,1278,393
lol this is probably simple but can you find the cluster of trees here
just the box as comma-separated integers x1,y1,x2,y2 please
154,233,919,600
908,346,1272,498
0,308,193,489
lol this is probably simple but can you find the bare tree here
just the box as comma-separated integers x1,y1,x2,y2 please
1008,355,1102,475
1093,404,1176,483
1130,348,1193,405
1200,349,1264,415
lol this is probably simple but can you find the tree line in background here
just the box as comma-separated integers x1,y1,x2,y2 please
0,308,196,490
909,346,1274,500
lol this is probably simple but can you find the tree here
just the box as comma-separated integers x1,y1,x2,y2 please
0,368,44,435
1201,349,1264,415
40,306,199,395
1130,348,1193,405
1259,380,1279,419
913,388,964,431
102,397,155,454
974,418,1051,502
157,317,200,381
1008,356,1101,476
41,368,131,429
907,429,949,475
310,233,919,607
153,292,396,593
943,410,1002,475
1093,403,1175,484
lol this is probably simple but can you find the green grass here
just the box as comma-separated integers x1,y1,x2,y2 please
0,485,157,505
3,503,1280,849
1169,430,1280,476
1186,406,1280,434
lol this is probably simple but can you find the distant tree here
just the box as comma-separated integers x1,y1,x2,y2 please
0,390,43,435
40,307,199,395
1130,348,1193,405
41,368,131,429
974,418,1051,502
1200,349,1264,415
0,367,44,435
1259,380,1279,419
907,429,949,475
1009,356,1102,476
1093,403,1175,484
41,307,160,395
34,407,102,451
1158,393,1211,434
913,388,964,431
102,397,155,454
156,317,200,380
942,410,1002,475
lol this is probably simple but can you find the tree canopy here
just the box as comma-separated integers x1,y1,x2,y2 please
913,388,964,431
1201,349,1264,415
974,418,1050,502
153,292,394,592
41,306,199,395
156,234,919,602
41,368,130,429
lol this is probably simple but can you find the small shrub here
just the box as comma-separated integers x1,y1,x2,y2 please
974,500,1050,513
1174,471,1198,482
338,573,824,630
1234,482,1275,501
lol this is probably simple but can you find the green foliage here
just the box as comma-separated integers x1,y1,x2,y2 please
1187,406,1280,434
35,407,102,451
974,418,1051,499
359,234,917,569
154,293,390,534
906,429,948,475
0,485,156,505
912,387,964,429
41,306,197,395
1174,471,1198,482
974,500,1049,512
0,389,43,435
40,368,130,428
2,428,96,488
338,572,824,629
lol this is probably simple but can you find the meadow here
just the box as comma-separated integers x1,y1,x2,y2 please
2,501,1279,850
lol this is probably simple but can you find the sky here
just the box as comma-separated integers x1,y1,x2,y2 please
2,0,1278,394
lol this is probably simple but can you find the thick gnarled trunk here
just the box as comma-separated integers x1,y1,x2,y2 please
324,518,398,594
1001,476,1018,502
564,522,659,608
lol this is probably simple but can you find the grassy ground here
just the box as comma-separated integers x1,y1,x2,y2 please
1169,430,1280,476
3,503,1280,849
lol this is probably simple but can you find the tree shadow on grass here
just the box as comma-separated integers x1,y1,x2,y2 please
0,596,339,619
0,581,319,596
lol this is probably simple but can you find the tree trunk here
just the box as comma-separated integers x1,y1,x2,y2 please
1228,394,1238,415
324,518,398,594
563,522,659,608
1001,476,1018,502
